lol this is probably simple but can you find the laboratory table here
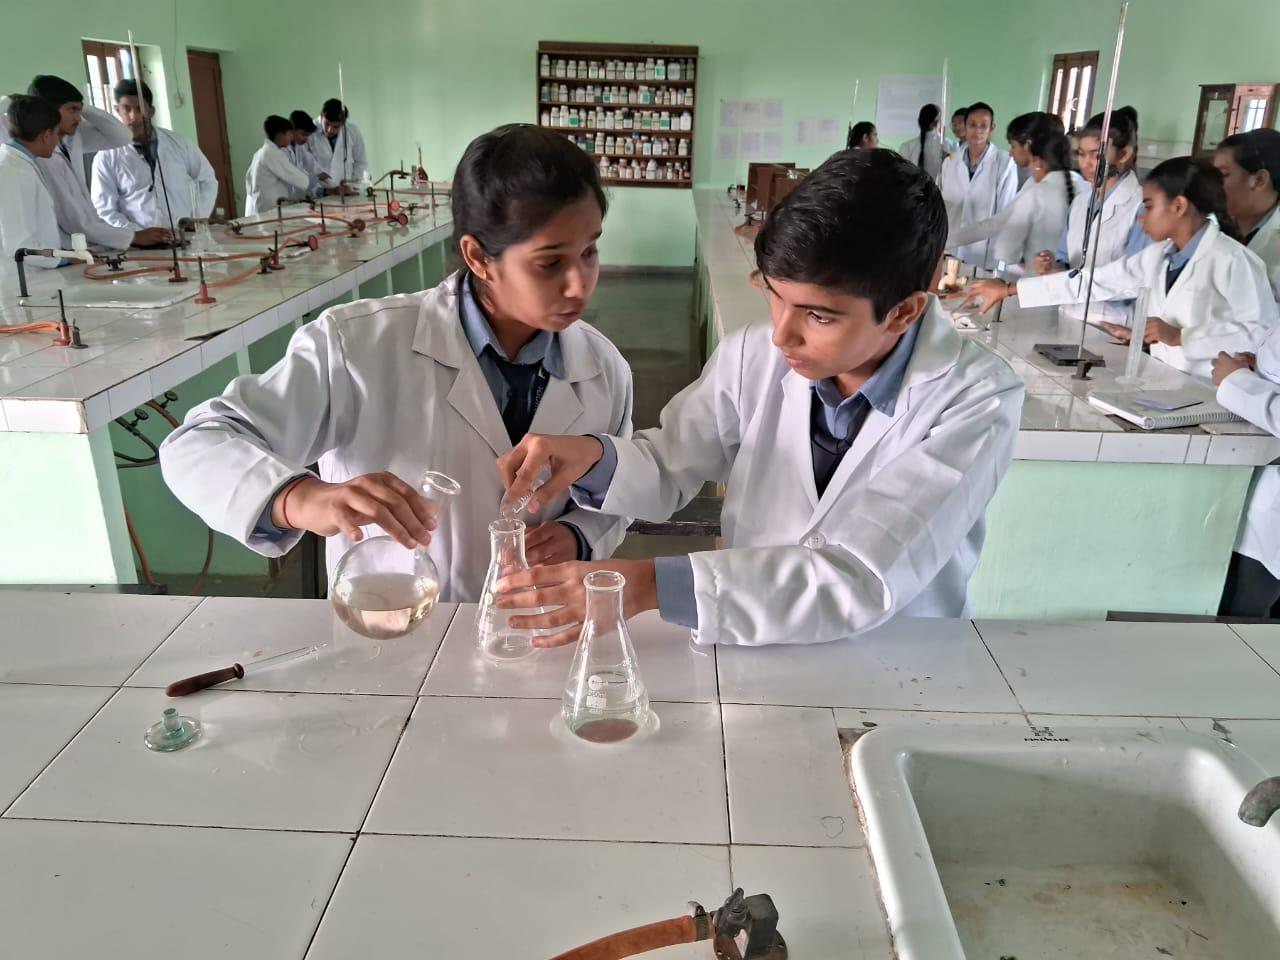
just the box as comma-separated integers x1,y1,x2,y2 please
3,592,1280,957
693,188,1280,619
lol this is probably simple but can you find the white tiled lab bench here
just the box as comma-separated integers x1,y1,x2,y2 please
5,592,1280,958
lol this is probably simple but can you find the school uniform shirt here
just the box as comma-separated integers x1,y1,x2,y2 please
159,271,634,602
989,170,1088,272
1015,218,1279,379
243,140,311,217
896,130,947,180
1054,171,1145,270
91,128,218,230
569,297,1024,646
1244,203,1280,304
0,142,62,278
307,120,368,185
939,144,1019,269
0,96,135,251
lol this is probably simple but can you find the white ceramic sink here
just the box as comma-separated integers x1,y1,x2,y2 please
848,725,1280,959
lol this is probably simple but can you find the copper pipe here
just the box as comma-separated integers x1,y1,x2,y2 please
549,915,700,960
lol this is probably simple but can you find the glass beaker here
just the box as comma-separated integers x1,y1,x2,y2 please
562,571,650,743
331,536,441,640
476,519,543,662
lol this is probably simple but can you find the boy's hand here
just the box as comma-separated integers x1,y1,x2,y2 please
272,473,436,549
1144,317,1181,347
497,434,605,514
524,522,581,566
496,559,659,648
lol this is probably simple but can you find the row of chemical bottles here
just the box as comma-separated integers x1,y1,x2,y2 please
541,83,695,107
543,107,694,132
540,55,697,84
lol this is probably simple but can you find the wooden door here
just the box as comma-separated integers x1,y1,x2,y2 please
186,50,235,217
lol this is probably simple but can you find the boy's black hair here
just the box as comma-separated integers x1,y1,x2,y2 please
290,110,316,134
966,101,995,123
451,123,608,257
755,148,947,320
321,98,347,123
113,78,154,106
27,74,82,108
6,93,60,142
263,115,292,140
951,107,967,121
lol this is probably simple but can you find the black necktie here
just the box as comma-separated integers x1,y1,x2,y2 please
810,392,870,498
491,351,547,445
1165,261,1186,294
132,140,158,193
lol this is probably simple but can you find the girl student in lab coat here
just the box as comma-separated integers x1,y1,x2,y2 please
491,149,1025,648
987,127,1086,273
0,96,64,278
244,115,311,217
160,124,634,601
847,122,878,150
897,104,945,180
938,102,1019,269
961,157,1279,381
1213,128,1280,302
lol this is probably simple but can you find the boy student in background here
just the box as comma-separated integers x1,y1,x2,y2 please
962,157,1278,381
492,149,1024,648
286,110,330,200
244,115,311,217
938,101,1018,269
0,95,64,277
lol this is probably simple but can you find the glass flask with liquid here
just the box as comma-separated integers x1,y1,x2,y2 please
331,536,441,640
562,571,650,743
476,519,544,662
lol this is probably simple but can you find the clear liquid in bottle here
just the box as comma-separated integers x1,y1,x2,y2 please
332,572,439,640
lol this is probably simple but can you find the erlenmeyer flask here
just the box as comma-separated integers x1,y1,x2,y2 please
562,571,650,743
476,519,543,662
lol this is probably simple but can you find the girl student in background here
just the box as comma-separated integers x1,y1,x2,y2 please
988,126,1086,273
944,112,1059,267
160,124,635,601
960,156,1278,380
898,104,946,180
938,102,1019,269
847,121,878,150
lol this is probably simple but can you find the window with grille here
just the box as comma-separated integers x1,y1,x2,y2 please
1047,51,1100,132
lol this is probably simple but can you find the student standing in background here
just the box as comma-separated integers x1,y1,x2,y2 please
938,102,1019,269
847,121,878,150
1214,128,1280,302
287,110,330,199
308,99,368,187
898,104,945,180
244,115,311,217
0,96,64,278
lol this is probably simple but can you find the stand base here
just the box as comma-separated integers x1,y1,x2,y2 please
1034,343,1106,367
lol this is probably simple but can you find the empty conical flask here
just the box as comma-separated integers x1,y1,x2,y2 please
562,570,650,743
476,519,543,662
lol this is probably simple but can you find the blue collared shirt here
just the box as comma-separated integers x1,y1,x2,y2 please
1168,221,1208,272
7,138,35,160
574,320,923,630
1246,204,1278,247
963,143,988,179
1052,178,1152,267
457,272,566,399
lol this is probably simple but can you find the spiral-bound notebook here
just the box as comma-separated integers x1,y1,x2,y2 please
1087,390,1244,431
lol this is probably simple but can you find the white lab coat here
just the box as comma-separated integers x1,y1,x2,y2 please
0,143,61,278
285,142,325,199
939,144,1019,269
0,96,134,251
1246,203,1280,304
159,273,634,601
90,128,217,230
581,298,1024,646
897,131,947,181
991,170,1087,271
307,120,368,185
1062,171,1143,270
1016,219,1279,379
244,140,311,217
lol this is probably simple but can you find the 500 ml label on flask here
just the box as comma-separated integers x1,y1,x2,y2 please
586,674,608,712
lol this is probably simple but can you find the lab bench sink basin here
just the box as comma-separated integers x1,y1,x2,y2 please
847,725,1280,959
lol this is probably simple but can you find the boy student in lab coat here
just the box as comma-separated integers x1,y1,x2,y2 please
287,110,330,199
308,99,368,190
91,80,218,236
961,157,1279,381
1213,128,1280,303
0,95,64,279
938,102,1018,270
244,115,311,217
160,124,634,602
493,149,1025,648
0,76,169,251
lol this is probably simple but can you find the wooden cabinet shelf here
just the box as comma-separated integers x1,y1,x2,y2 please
538,40,698,192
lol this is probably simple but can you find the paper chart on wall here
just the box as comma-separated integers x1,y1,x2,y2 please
875,74,944,136
717,132,739,160
720,100,741,128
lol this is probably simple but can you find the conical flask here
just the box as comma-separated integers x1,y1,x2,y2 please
561,571,650,743
476,518,543,662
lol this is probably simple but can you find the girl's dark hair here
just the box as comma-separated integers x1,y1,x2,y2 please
847,121,876,150
917,104,940,166
5,93,60,141
1083,106,1139,173
1006,111,1063,145
263,115,292,140
1146,156,1241,242
451,123,608,257
966,101,995,124
755,148,947,320
1218,129,1280,194
1029,127,1077,207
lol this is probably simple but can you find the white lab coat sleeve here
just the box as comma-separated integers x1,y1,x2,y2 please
267,145,311,192
1217,367,1280,437
351,126,369,181
948,202,1013,250
688,360,1024,646
75,103,132,153
1179,254,1279,362
1015,247,1147,308
0,173,59,268
594,331,746,521
90,152,135,229
160,315,354,556
185,138,219,217
557,363,635,559
991,187,1038,267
